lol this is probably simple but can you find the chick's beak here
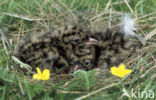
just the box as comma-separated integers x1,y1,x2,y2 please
85,38,98,45
74,65,80,71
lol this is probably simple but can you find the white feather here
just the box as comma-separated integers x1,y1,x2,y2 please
120,14,136,37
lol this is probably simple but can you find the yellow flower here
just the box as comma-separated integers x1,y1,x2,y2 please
33,67,50,80
110,64,132,78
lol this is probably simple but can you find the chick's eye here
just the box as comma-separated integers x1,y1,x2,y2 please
84,60,90,66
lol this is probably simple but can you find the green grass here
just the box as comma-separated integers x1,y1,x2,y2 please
0,0,156,100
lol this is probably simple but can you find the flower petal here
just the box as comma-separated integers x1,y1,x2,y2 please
118,64,125,70
33,74,40,80
36,67,42,75
123,69,132,75
40,69,50,80
110,66,118,76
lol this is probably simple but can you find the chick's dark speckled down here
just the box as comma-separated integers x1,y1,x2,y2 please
14,23,132,74
14,24,90,74
70,29,131,71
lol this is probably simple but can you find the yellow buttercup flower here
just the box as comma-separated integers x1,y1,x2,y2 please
33,67,50,80
110,64,132,78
